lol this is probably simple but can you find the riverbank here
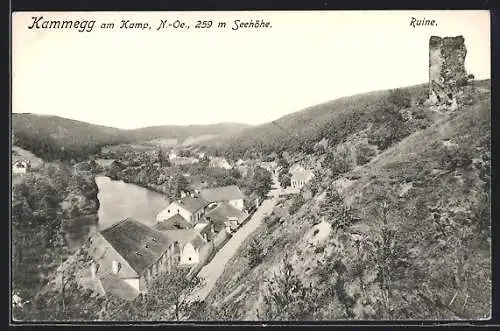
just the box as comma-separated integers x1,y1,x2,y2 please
95,175,167,230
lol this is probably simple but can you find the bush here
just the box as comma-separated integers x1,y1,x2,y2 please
355,142,378,165
258,253,319,320
245,239,265,268
289,195,305,215
278,171,291,189
388,89,412,109
325,145,355,178
439,146,473,171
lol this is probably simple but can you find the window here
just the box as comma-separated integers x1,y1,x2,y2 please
188,257,192,261
168,209,170,213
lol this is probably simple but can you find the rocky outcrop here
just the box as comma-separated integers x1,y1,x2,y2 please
428,36,473,111
60,170,100,250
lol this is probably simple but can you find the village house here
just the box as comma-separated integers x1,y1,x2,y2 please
83,218,180,300
204,202,248,232
156,195,209,225
12,160,31,175
154,213,192,230
209,157,233,170
153,228,207,266
200,185,245,211
289,163,315,189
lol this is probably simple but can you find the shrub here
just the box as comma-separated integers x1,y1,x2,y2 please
325,145,355,178
258,253,319,320
355,142,378,165
439,146,473,171
289,194,305,215
414,86,429,105
388,88,412,109
245,239,265,268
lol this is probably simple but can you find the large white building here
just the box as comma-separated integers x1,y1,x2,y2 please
289,163,315,189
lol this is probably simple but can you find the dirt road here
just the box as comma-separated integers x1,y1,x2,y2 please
189,186,281,302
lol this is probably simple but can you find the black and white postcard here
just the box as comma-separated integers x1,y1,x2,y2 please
11,10,491,322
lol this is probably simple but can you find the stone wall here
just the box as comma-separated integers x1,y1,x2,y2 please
428,35,470,111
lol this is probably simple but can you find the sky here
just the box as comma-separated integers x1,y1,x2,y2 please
12,10,490,129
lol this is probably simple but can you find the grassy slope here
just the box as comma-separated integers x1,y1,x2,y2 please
202,82,491,320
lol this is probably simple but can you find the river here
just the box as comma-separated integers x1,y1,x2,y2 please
95,175,168,230
66,175,168,249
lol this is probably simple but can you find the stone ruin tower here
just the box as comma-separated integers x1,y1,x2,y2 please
428,35,470,111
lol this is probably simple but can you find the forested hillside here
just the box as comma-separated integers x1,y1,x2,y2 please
12,113,250,162
210,81,489,160
12,162,101,318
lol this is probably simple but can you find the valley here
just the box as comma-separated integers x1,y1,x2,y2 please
11,78,491,321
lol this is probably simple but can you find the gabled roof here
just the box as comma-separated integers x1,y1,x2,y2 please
99,273,140,301
160,229,207,250
200,185,244,203
194,223,208,232
85,233,139,279
153,214,191,231
205,202,246,228
100,218,172,275
174,196,209,213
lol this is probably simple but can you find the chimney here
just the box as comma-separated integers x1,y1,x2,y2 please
91,263,99,278
112,260,121,274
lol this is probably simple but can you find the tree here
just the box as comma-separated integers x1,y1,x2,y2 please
106,160,124,180
248,166,273,201
258,253,319,320
108,268,204,321
157,148,170,166
326,145,355,179
278,170,291,189
245,239,265,268
172,174,190,198
277,156,289,170
187,300,243,320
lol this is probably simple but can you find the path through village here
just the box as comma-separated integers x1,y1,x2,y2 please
188,174,291,302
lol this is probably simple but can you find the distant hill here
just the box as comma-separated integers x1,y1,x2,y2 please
207,80,490,159
12,113,250,161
